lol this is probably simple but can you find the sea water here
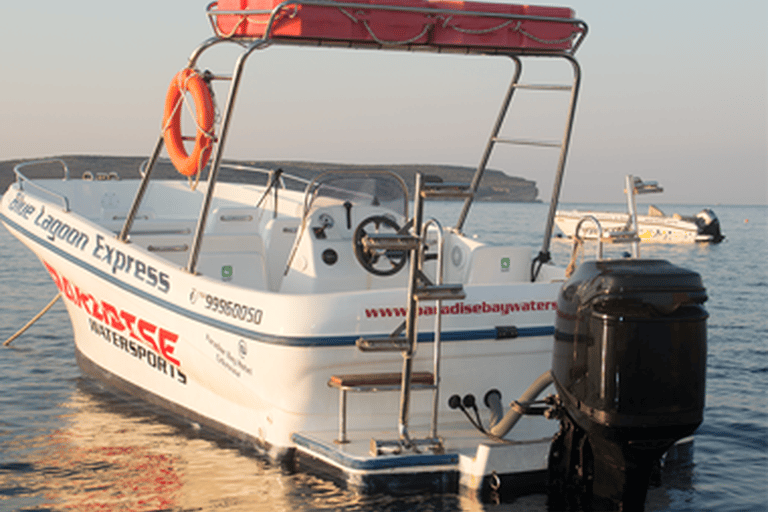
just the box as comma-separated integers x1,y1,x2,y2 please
1,202,766,511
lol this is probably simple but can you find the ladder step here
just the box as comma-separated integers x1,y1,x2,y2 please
356,336,411,352
421,182,473,199
329,371,434,390
362,233,421,251
492,137,561,148
370,436,443,456
512,83,572,91
415,284,466,301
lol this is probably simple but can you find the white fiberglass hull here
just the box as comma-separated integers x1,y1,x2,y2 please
2,177,563,483
555,210,715,243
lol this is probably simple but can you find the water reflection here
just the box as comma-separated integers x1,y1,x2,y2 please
0,379,469,511
0,376,698,512
3,379,295,511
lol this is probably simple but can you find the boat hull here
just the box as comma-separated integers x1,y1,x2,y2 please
555,210,720,243
2,180,562,491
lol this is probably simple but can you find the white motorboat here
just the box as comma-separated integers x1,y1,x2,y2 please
555,176,724,244
2,2,709,508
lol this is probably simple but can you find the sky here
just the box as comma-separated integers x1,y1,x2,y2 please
1,1,766,205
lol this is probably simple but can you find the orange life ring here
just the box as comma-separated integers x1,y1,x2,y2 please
162,68,215,177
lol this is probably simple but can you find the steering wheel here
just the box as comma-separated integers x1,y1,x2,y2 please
353,215,408,276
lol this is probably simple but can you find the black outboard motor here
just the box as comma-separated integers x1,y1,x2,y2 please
695,208,725,243
549,259,707,511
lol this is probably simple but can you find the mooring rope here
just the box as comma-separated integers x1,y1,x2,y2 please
3,293,61,347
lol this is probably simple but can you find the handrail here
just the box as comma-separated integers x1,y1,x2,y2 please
219,162,310,186
222,163,311,219
13,159,71,212
139,158,312,188
574,215,604,259
14,158,70,180
422,218,444,440
564,214,602,278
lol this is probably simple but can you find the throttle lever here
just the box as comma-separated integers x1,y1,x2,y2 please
343,201,352,229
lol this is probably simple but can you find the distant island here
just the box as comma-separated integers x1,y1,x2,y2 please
0,155,540,202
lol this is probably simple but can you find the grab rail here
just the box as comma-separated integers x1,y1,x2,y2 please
13,159,71,212
564,214,601,277
422,218,444,440
14,158,70,180
574,215,604,259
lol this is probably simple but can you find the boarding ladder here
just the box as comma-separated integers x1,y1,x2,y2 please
329,173,470,454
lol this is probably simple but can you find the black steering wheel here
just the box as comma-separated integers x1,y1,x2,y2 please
353,215,408,276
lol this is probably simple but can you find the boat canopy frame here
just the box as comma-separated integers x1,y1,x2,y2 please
118,0,588,281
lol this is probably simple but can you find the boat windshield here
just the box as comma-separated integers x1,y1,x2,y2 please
303,171,409,219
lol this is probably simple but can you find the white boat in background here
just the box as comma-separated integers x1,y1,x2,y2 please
555,176,724,244
2,2,709,509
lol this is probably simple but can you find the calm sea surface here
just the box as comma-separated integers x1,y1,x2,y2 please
1,202,766,511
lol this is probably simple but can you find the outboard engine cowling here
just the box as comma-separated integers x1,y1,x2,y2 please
549,259,707,511
695,208,724,243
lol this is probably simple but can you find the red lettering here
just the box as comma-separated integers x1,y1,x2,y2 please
90,298,104,321
40,263,182,367
119,310,141,341
138,319,160,352
101,301,126,331
78,292,93,316
42,261,63,292
74,286,91,312
61,276,77,302
158,329,180,366
366,298,558,319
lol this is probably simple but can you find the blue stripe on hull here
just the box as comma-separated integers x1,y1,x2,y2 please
2,212,554,347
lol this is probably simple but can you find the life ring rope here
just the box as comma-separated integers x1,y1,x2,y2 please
162,68,216,179
162,72,216,140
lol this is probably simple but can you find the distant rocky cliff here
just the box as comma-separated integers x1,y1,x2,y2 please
0,156,539,202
